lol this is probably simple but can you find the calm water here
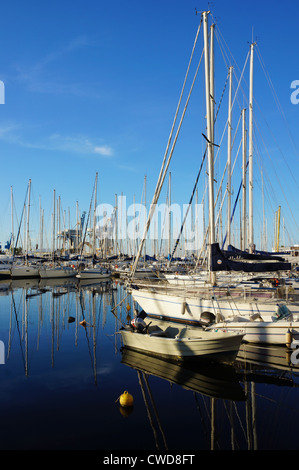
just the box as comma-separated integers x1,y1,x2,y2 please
0,277,299,452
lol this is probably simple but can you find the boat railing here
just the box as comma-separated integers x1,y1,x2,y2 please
130,279,299,303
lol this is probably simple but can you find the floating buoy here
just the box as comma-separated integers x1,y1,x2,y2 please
126,304,131,311
80,320,87,327
118,391,134,408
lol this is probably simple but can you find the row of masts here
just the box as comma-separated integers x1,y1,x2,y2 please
203,11,255,255
5,14,285,264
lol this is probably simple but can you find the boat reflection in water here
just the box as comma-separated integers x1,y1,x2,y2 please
120,315,299,450
2,278,299,450
121,348,246,401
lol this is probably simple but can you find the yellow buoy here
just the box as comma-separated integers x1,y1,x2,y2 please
119,390,134,408
126,304,131,311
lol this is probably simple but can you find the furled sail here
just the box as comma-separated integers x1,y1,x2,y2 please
226,244,286,262
211,243,291,272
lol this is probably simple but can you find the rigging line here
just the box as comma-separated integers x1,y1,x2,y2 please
12,183,29,260
152,19,203,205
213,52,249,174
11,290,27,373
81,174,98,258
253,115,299,234
256,45,299,161
197,130,243,262
255,48,299,193
221,157,248,250
158,190,170,255
215,24,253,116
168,149,207,264
143,374,168,450
137,370,160,450
131,46,204,279
212,16,247,81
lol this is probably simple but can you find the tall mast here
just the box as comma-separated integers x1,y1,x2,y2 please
11,186,14,253
168,171,171,256
202,10,216,284
93,172,98,256
241,108,247,250
226,66,233,248
209,23,215,153
276,205,281,252
248,42,255,252
26,178,31,261
52,189,56,260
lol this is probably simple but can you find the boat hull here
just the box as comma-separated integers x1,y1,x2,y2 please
39,267,77,279
120,324,244,364
211,320,299,346
132,287,299,345
76,269,111,280
11,266,39,278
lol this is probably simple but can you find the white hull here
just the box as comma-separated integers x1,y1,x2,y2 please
11,265,39,278
120,321,244,363
39,267,77,279
76,269,111,280
0,267,11,278
209,320,299,345
132,287,299,345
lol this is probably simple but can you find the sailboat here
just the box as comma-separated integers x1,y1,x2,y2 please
128,11,299,346
39,189,77,279
75,173,112,281
11,179,40,279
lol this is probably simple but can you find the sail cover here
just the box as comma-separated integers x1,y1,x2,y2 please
211,243,291,272
226,244,286,261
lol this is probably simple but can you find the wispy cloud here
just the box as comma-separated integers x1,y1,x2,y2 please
0,123,114,157
13,35,101,98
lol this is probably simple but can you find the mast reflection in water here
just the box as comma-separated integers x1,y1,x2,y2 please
0,278,299,450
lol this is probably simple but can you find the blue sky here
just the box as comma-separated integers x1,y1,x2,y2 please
0,0,298,252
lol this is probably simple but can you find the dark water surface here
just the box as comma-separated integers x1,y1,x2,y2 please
0,277,299,453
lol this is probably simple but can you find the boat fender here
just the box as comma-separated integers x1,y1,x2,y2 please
181,301,187,315
250,313,263,322
200,311,216,327
286,329,292,349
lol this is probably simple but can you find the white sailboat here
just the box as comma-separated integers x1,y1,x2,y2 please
129,11,299,346
76,266,111,280
39,189,77,279
75,173,112,281
11,179,40,279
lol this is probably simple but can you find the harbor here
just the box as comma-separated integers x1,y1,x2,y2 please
0,0,299,456
0,278,299,452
